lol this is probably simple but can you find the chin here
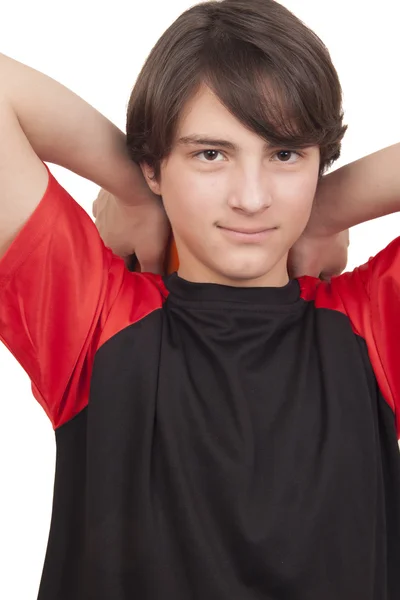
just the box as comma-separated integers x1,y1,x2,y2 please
214,260,276,284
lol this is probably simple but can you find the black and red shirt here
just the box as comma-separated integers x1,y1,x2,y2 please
1,167,400,599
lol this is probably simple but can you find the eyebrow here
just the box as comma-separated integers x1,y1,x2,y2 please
176,135,288,151
177,135,238,151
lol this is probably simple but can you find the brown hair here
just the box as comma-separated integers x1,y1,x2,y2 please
127,0,347,179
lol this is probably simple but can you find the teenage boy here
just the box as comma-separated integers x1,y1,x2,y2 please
0,1,399,599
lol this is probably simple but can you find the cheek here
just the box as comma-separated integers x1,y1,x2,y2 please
160,186,204,245
280,173,318,218
161,165,219,229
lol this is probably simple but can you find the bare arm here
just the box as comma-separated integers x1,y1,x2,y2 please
0,53,150,257
308,143,400,237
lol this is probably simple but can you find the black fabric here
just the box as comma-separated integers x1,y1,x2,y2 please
39,276,400,599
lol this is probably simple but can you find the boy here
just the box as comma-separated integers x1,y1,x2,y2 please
0,1,399,599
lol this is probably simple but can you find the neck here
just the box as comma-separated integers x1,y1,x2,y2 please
177,256,290,288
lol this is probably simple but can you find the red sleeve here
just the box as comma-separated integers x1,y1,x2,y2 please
0,166,166,429
361,237,400,436
309,237,400,438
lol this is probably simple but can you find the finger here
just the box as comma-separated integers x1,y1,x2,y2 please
288,260,320,280
137,249,166,275
92,199,98,219
135,234,169,274
139,260,165,275
320,267,343,282
137,250,165,275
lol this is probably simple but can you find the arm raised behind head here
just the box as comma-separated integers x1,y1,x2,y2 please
0,52,152,258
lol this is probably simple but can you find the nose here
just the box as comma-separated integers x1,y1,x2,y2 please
228,165,272,215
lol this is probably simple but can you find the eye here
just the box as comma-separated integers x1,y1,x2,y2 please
273,150,301,163
195,150,225,162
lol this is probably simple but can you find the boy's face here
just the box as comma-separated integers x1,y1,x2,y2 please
144,85,321,287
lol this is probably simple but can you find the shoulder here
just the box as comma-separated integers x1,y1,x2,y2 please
298,237,400,437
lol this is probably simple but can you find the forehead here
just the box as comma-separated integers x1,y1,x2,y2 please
173,84,320,161
176,85,251,139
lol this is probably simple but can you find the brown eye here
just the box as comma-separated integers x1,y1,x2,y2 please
195,150,224,162
203,150,219,161
273,150,301,164
277,151,292,162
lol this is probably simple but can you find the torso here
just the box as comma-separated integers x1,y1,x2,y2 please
40,275,400,600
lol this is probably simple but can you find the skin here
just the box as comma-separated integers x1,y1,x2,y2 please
142,85,321,288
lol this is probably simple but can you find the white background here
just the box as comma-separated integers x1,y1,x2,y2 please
1,1,399,597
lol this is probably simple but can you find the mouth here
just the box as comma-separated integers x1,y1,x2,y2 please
217,225,277,242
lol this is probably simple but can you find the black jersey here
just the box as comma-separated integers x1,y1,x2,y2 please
1,168,399,599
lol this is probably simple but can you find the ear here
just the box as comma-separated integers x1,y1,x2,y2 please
140,162,161,195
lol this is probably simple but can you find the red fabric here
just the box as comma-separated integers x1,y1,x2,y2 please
0,168,167,429
299,239,400,438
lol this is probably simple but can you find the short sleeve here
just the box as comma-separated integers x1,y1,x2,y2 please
0,166,164,429
331,237,400,437
364,237,400,434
